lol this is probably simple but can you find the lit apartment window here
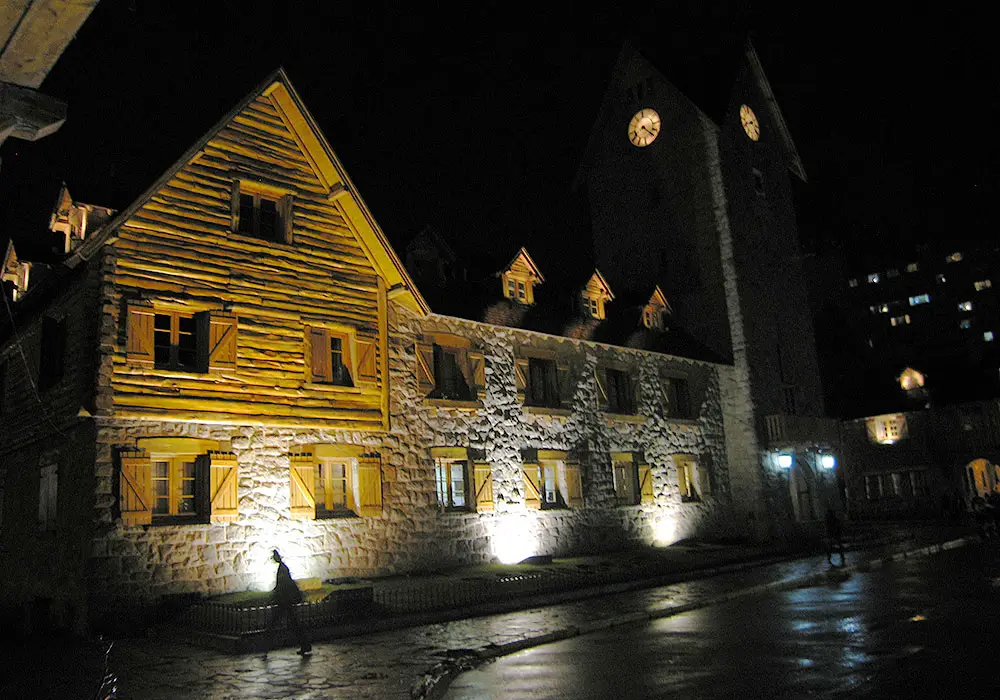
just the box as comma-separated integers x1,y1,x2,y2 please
887,268,900,278
908,294,930,306
867,273,880,284
946,252,963,263
984,331,994,342
936,274,947,284
960,319,972,330
906,263,919,273
848,278,859,288
890,315,911,327
958,301,973,312
878,303,889,313
975,280,993,291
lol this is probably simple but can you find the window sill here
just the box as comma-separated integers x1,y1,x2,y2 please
680,496,702,504
664,416,699,425
303,382,368,394
150,514,210,526
523,405,572,417
425,398,482,410
316,511,359,520
437,507,475,516
603,412,646,425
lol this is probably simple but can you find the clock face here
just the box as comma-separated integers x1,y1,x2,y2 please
628,108,661,147
740,104,760,141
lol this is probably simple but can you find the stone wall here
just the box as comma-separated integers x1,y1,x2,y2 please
85,303,745,616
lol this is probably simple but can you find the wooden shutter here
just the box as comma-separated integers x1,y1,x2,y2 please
594,367,609,411
279,194,295,243
309,328,330,382
514,357,530,401
230,180,241,232
289,454,316,519
473,461,494,512
557,360,572,408
356,337,378,385
208,452,239,523
698,462,712,498
468,351,486,398
676,458,689,499
522,463,541,509
119,451,152,526
638,464,654,504
415,342,435,395
208,313,238,371
356,455,383,517
125,304,155,366
564,462,584,508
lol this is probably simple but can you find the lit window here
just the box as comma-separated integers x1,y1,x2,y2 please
541,462,561,508
868,414,907,444
886,268,900,278
906,263,919,273
675,454,706,502
985,331,994,342
316,458,353,516
946,252,963,263
643,306,663,329
151,457,197,517
960,319,972,330
435,457,469,511
936,274,947,284
958,301,973,311
908,294,930,306
975,279,992,291
878,304,889,314
867,273,880,284
890,315,911,327
848,278,859,288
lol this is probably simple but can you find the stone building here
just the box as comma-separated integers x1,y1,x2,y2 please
575,42,840,529
0,70,757,633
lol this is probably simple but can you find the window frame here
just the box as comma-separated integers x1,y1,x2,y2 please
676,455,701,503
432,343,473,401
231,179,294,244
526,357,560,408
605,367,635,415
315,456,356,518
664,376,693,419
150,454,200,520
434,456,471,512
153,310,201,372
612,453,639,505
539,460,564,509
307,325,356,387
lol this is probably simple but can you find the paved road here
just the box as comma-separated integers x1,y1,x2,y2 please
444,543,1000,699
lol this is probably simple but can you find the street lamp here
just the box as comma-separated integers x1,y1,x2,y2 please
820,454,836,470
777,454,793,469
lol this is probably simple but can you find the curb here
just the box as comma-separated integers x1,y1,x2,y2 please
412,535,975,700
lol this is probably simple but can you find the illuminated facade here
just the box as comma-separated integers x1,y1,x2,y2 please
0,70,746,633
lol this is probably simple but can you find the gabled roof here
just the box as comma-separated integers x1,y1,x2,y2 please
646,285,670,311
502,246,545,283
63,67,429,316
583,269,614,301
744,40,806,182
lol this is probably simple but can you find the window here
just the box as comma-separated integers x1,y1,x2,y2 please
38,316,67,390
864,474,881,500
643,306,663,329
431,344,472,400
605,368,635,414
154,312,199,371
522,456,582,510
867,273,880,284
848,278,859,288
960,319,972,330
316,458,353,516
975,279,992,291
585,295,601,318
887,268,900,278
289,450,382,519
985,331,994,342
675,454,708,502
908,294,930,306
119,441,238,526
308,327,361,386
527,357,560,408
906,263,919,272
435,457,469,511
752,167,765,196
38,463,57,531
151,456,197,517
890,315,911,327
958,301,973,311
664,376,692,419
783,386,797,415
878,304,889,314
946,251,963,263
232,181,292,243
517,281,526,301
911,471,927,497
867,414,907,444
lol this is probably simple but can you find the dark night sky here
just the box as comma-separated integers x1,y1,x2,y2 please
1,1,997,261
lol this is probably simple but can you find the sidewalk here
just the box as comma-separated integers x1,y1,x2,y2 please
0,523,976,700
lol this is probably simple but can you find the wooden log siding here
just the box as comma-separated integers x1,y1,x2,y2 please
99,91,389,430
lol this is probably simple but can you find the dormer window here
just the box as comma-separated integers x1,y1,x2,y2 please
642,285,669,330
500,247,544,306
581,269,613,320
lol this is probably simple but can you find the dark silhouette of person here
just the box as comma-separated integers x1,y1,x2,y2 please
271,549,311,655
825,508,845,566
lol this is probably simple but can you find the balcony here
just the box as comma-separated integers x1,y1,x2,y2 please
763,414,840,449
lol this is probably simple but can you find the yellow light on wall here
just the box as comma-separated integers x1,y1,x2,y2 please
490,515,539,564
652,514,680,546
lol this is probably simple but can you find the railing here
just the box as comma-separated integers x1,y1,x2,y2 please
763,414,840,447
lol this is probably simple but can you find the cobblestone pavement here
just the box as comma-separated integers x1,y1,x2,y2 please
0,528,972,700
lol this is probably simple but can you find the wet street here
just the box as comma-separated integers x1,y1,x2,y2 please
445,543,1000,699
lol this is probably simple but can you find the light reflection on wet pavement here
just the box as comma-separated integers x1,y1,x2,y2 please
444,544,1000,699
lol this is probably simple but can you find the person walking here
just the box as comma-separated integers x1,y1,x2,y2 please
824,508,846,566
270,549,311,655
